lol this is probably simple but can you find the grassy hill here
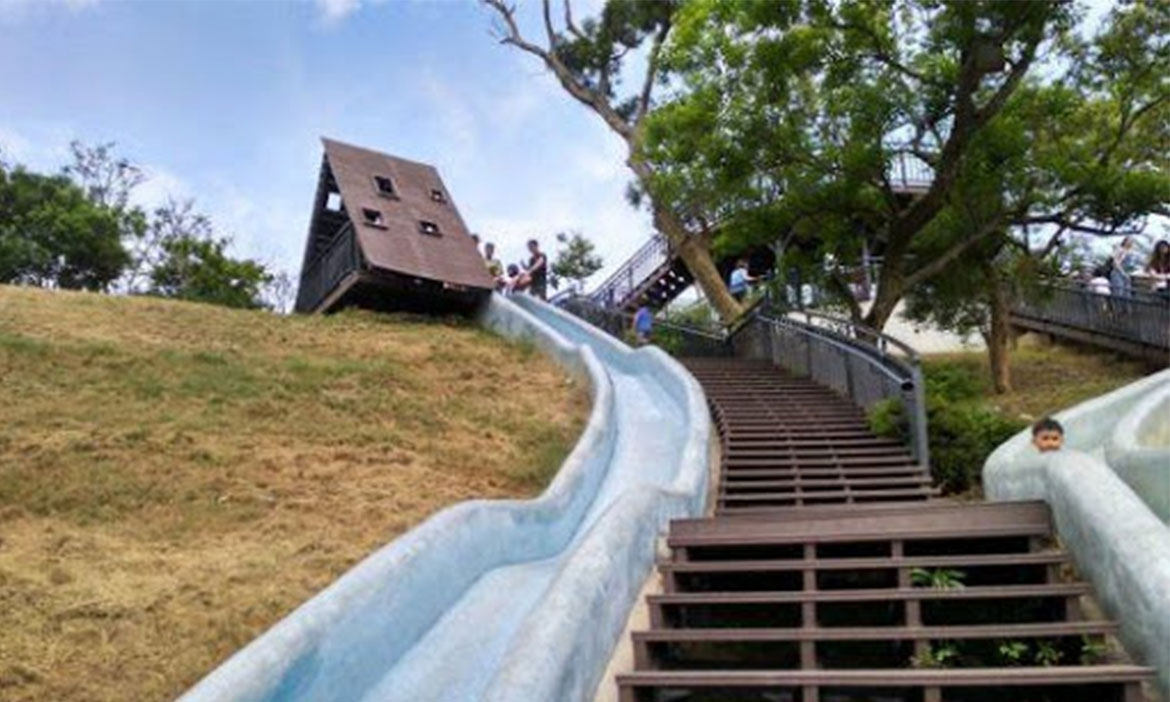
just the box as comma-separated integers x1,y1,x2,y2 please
0,285,589,702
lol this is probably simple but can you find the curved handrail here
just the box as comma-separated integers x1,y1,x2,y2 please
758,313,916,388
737,310,930,466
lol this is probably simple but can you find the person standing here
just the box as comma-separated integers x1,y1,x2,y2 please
1144,239,1170,297
633,302,654,345
1110,236,1140,297
483,241,504,287
728,258,756,303
525,239,548,300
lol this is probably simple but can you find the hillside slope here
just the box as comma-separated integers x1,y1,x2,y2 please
0,285,588,702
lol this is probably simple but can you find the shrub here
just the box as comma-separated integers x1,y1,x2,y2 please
868,362,1026,495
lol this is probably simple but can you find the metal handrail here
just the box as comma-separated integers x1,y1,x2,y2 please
1013,279,1170,354
589,234,672,308
734,311,930,467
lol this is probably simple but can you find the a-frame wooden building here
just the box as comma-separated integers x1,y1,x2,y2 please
294,138,494,314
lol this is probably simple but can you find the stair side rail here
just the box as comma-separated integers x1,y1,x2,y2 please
588,234,672,309
733,307,930,467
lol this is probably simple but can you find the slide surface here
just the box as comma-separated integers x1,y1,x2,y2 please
179,294,710,702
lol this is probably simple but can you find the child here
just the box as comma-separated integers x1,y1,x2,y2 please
728,259,756,302
1031,417,1064,453
633,302,653,345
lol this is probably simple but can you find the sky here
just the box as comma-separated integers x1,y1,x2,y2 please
0,0,646,288
0,0,1152,295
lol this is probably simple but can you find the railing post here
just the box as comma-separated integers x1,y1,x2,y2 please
909,363,930,468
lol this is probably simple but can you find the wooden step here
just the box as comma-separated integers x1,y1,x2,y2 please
661,551,1068,573
632,620,1118,644
649,583,1090,608
721,476,934,491
616,667,1153,701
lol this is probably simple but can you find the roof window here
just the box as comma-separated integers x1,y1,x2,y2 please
326,191,343,212
419,220,441,236
430,188,447,204
373,175,397,198
362,208,386,228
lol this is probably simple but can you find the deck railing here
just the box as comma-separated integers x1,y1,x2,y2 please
557,295,732,358
731,309,930,467
1012,281,1170,357
294,222,361,313
588,235,672,310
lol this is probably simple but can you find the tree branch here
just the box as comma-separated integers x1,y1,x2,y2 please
903,217,1004,289
482,0,634,140
563,0,585,40
634,20,671,125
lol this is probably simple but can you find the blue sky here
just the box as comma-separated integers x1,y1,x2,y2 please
0,0,646,285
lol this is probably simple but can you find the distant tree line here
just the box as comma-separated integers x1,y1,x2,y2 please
0,141,293,311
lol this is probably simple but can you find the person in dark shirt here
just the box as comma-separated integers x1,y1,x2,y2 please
525,239,548,300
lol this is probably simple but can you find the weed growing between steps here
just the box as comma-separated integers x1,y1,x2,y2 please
0,285,589,702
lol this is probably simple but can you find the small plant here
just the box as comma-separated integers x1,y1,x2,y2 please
910,567,966,590
997,640,1030,665
1080,635,1109,665
911,642,959,669
1034,640,1063,667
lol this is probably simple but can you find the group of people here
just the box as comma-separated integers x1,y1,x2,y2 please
474,237,548,300
1084,237,1170,298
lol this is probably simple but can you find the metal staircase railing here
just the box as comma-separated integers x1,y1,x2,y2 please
1012,281,1170,362
588,234,672,309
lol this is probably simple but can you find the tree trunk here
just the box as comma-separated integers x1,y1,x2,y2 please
679,235,742,322
635,160,743,323
986,273,1013,394
863,270,903,331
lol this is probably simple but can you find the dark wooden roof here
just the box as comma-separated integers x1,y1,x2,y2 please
322,137,493,290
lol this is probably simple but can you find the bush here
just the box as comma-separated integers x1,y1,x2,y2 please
927,399,1025,494
868,362,1026,495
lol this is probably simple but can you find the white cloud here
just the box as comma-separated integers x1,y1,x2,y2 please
0,0,98,23
314,0,361,23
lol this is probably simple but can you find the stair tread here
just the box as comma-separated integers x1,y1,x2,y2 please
660,551,1068,571
650,583,1091,604
633,621,1118,641
617,666,1154,686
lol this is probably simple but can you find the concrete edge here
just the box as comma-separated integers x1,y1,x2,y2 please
1105,384,1170,522
983,370,1170,697
483,296,712,702
179,294,619,701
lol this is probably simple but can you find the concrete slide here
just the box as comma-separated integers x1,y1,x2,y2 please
178,293,711,702
984,368,1170,697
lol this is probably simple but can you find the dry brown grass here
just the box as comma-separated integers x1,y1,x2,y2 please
0,284,589,702
925,343,1149,422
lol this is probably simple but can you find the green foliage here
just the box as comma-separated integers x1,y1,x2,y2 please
0,165,130,290
928,393,1027,494
1034,639,1063,667
911,642,959,669
150,234,273,310
997,640,1030,666
910,567,966,590
869,360,1025,494
643,0,1169,328
550,230,604,292
1080,635,1109,665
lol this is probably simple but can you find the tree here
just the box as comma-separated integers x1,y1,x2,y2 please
550,230,604,292
901,1,1170,392
0,164,130,290
482,0,745,322
640,0,1135,330
150,232,273,310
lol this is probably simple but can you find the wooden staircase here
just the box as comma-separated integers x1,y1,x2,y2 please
616,358,1155,702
